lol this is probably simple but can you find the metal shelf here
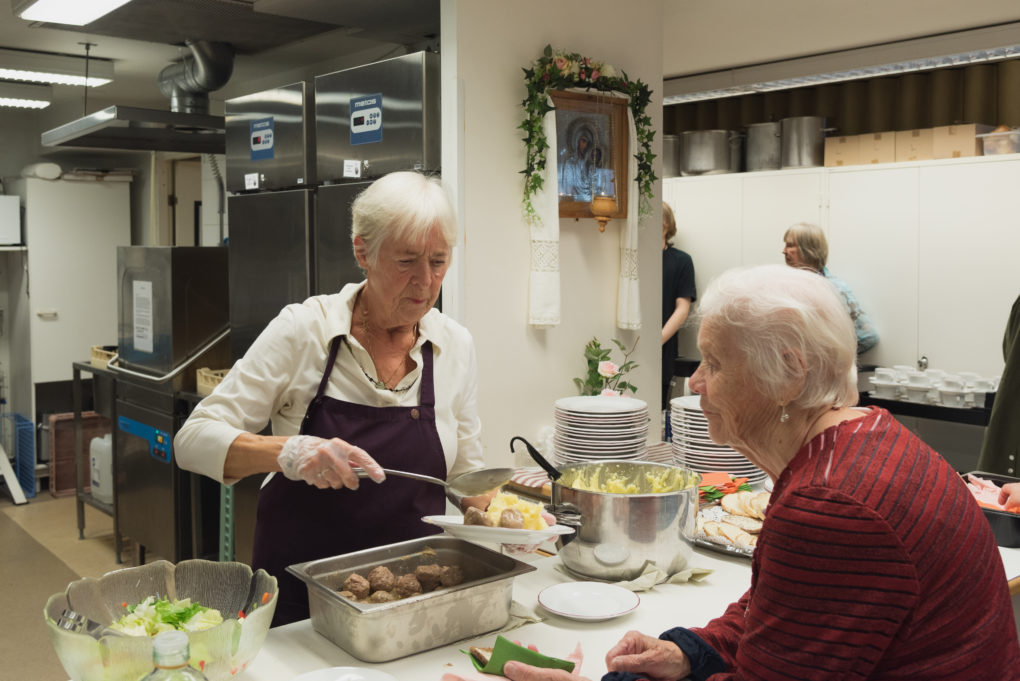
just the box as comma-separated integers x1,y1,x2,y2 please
72,361,123,563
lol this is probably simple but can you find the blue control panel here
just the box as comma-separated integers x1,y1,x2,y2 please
118,416,172,463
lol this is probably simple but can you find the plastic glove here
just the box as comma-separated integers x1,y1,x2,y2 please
501,511,560,555
277,434,385,490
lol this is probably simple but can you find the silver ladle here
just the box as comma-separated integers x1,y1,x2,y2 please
355,466,514,506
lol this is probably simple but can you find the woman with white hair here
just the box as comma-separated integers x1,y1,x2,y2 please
506,265,1018,681
175,171,484,626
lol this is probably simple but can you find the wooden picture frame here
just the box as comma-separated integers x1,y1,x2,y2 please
550,89,629,220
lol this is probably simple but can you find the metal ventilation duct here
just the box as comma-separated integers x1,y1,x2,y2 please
158,40,234,114
42,40,232,153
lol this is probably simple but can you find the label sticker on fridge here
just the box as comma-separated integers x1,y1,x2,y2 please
132,280,154,354
244,172,259,190
350,93,383,145
343,160,362,178
249,117,275,160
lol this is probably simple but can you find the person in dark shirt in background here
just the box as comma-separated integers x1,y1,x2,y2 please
661,202,696,409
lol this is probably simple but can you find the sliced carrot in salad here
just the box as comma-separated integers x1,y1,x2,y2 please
699,471,752,501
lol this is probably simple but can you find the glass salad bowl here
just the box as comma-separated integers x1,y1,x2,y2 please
44,559,277,681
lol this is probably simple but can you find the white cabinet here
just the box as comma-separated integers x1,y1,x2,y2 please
665,155,1020,378
664,169,827,357
916,160,1020,377
827,166,919,370
4,178,130,422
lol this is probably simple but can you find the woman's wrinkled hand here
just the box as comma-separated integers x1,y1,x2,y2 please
605,630,691,680
277,434,385,489
999,482,1020,510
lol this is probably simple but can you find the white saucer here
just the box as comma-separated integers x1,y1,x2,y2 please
290,667,397,681
538,581,640,621
422,515,575,545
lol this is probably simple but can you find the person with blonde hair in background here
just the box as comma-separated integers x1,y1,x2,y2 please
661,202,696,407
782,221,878,355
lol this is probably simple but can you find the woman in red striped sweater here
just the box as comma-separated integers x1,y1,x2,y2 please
507,264,1019,681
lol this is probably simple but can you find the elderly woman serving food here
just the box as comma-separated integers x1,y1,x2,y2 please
174,171,484,626
507,264,1019,681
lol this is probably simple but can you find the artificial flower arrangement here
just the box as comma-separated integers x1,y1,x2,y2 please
574,337,639,396
520,45,656,225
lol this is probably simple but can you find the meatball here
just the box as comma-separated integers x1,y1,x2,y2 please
464,506,492,526
415,564,442,591
342,573,370,600
367,590,398,603
393,573,423,598
368,565,396,592
439,565,464,587
498,508,525,529
337,590,358,602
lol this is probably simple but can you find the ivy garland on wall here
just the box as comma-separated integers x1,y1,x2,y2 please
520,45,656,225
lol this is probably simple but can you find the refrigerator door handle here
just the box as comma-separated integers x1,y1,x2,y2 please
107,326,230,383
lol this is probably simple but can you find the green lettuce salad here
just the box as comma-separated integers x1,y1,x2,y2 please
110,596,223,636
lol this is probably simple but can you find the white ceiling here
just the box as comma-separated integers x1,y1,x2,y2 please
0,0,437,124
3,0,1020,122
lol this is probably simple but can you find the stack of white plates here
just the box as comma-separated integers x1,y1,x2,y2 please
553,395,649,465
670,395,767,484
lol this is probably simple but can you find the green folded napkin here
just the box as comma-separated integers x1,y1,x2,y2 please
465,635,575,676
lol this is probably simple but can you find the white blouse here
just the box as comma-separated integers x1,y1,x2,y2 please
173,282,485,484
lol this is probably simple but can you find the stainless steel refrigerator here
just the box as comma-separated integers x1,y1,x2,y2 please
225,51,440,362
112,246,228,563
223,52,440,563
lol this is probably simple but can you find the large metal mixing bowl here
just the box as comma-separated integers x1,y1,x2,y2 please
550,461,700,581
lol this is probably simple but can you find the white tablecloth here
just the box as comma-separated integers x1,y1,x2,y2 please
236,546,1020,681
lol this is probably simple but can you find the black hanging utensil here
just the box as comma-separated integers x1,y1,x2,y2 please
510,436,561,481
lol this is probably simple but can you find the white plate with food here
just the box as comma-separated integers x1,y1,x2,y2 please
538,582,640,621
422,515,575,545
290,667,397,681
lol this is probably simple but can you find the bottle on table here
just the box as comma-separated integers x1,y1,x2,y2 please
142,630,208,680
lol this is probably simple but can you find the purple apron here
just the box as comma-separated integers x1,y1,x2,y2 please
251,336,447,626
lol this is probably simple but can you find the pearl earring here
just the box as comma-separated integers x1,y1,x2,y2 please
780,404,790,423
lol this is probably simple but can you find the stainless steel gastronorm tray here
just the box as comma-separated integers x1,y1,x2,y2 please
287,535,535,662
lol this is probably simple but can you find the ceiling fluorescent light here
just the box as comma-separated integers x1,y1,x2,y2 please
663,22,1020,106
0,81,52,109
14,0,134,26
0,48,113,87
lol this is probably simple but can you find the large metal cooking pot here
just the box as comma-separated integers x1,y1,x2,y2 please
662,135,681,178
679,130,741,176
549,461,700,580
746,121,781,171
780,116,825,168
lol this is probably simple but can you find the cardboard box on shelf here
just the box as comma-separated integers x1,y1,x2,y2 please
824,136,860,167
932,124,995,159
859,132,897,164
895,128,934,162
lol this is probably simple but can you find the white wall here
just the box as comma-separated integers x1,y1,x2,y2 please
443,0,665,467
663,0,1020,78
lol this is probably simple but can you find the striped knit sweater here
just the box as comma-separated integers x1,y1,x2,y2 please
682,407,1020,680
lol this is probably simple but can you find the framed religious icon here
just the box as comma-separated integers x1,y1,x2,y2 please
550,89,629,220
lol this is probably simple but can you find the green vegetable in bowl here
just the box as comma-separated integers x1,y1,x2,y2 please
110,596,224,636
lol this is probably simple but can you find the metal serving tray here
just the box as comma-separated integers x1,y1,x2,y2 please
965,471,1020,548
287,535,535,662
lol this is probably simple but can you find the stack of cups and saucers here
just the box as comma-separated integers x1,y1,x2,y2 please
867,366,1000,409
